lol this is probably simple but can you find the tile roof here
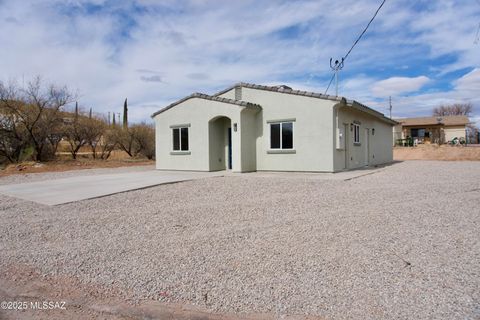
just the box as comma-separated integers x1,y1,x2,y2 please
396,115,470,126
213,82,344,102
214,82,397,125
151,92,261,117
152,82,398,125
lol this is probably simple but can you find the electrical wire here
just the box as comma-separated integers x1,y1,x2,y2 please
344,0,387,62
324,73,335,95
325,0,387,94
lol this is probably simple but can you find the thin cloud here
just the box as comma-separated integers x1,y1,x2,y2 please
371,76,431,97
140,75,163,83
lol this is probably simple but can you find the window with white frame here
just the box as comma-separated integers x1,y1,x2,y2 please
353,123,360,144
172,127,189,151
270,122,293,149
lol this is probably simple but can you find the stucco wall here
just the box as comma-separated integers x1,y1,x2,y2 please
334,107,393,171
240,108,258,172
220,87,336,172
444,126,466,142
154,98,244,171
155,86,394,173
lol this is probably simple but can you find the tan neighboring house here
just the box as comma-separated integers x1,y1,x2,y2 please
152,83,397,173
393,115,469,144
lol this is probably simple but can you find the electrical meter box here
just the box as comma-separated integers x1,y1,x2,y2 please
336,127,345,150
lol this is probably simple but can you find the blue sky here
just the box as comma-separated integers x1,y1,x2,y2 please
0,0,479,124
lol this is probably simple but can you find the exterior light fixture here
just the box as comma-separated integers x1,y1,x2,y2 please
372,128,375,135
233,123,238,132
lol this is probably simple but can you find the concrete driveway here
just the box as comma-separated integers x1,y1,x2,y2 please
0,170,224,205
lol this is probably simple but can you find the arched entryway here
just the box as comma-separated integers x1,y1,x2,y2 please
208,116,232,171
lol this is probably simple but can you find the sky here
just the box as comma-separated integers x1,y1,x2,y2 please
0,0,479,125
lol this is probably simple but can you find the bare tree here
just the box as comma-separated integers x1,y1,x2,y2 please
0,77,75,161
117,127,141,157
95,128,118,160
84,117,107,159
433,103,473,116
130,123,155,159
64,107,92,159
467,124,479,144
0,101,30,163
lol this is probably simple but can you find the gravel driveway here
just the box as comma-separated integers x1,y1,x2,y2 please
0,161,479,319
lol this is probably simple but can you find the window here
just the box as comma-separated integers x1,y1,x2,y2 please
270,122,293,149
172,127,189,151
353,123,360,144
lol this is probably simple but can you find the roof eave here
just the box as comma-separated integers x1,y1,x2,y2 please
151,92,261,118
347,100,398,125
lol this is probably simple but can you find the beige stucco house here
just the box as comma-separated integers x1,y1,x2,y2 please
393,115,469,145
152,83,397,173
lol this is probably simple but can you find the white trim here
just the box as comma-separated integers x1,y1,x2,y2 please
353,123,360,144
267,149,296,154
169,123,191,128
172,126,190,152
266,118,296,123
170,151,191,155
268,121,295,151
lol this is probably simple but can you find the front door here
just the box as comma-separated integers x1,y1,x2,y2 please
228,127,232,170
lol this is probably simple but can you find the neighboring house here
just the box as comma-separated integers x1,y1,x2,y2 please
393,115,469,145
152,83,397,173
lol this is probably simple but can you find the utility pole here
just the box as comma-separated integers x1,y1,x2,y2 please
108,111,111,125
389,96,392,119
329,58,344,96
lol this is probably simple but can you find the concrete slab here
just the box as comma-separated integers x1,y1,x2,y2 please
0,170,224,206
235,166,386,181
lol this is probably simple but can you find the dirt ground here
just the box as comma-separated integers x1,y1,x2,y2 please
394,144,480,161
0,158,154,177
0,265,321,320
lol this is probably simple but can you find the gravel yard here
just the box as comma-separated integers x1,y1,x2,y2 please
0,161,479,319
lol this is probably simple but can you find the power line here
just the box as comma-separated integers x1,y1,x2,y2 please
344,0,387,62
325,0,387,95
324,73,335,95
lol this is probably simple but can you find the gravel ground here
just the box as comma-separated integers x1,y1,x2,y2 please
0,161,479,319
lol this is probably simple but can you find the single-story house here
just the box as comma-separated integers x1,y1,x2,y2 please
152,83,397,173
393,115,469,145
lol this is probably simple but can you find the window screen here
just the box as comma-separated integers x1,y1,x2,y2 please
270,122,293,149
354,123,360,144
282,122,293,149
172,127,189,151
270,123,281,149
172,128,180,150
180,127,189,151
